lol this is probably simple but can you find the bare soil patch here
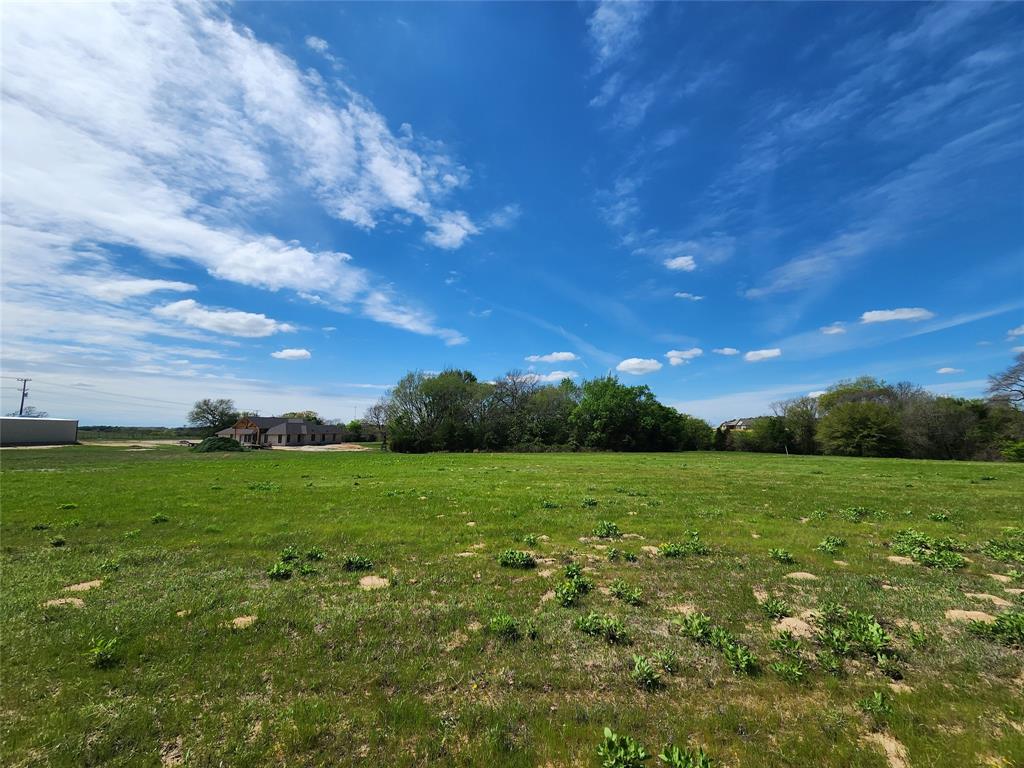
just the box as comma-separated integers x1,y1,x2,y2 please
965,592,1012,607
989,573,1012,584
784,572,818,581
887,555,916,566
775,616,814,638
861,732,909,768
945,609,995,624
160,737,184,767
64,580,102,592
668,603,697,615
358,575,389,590
43,597,83,608
230,615,256,629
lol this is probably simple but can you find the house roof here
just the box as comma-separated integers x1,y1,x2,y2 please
719,417,759,429
221,417,344,436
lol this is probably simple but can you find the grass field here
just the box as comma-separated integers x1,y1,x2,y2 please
1,447,1022,767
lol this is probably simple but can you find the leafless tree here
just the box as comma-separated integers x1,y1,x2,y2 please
988,353,1024,409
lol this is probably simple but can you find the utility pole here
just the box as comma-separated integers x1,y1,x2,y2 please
16,378,30,416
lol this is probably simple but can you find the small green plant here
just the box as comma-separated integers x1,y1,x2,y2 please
541,500,560,509
343,555,373,571
659,532,709,558
597,727,649,768
907,628,928,649
609,579,643,606
31,522,51,531
815,649,844,677
630,655,662,690
279,545,301,562
57,503,78,510
770,658,806,684
522,533,539,546
488,613,520,641
624,551,639,562
555,578,586,607
151,513,169,524
246,481,280,492
268,561,293,580
582,497,599,508
676,612,712,643
298,562,319,576
815,536,846,554
857,691,892,728
575,613,630,645
770,630,803,658
658,744,713,768
594,520,621,538
651,649,677,675
305,546,325,561
890,529,966,570
982,528,1024,564
497,549,536,569
761,597,791,619
86,636,118,669
927,512,949,522
564,562,584,580
607,547,622,561
968,610,1024,648
769,548,794,564
721,641,757,675
49,536,66,547
98,558,121,573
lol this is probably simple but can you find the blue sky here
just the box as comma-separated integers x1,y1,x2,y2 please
2,1,1022,425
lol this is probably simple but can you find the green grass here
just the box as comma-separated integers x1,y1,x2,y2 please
1,447,1023,766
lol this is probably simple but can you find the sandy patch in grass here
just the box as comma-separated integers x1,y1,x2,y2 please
887,555,916,566
888,681,913,694
945,609,995,623
540,590,555,603
989,573,1012,584
455,552,475,558
358,575,389,590
467,621,483,632
861,732,909,768
64,579,102,592
43,597,84,608
834,560,849,566
784,572,818,581
641,545,659,556
160,737,184,766
175,609,191,617
751,532,761,539
1005,588,1024,596
537,569,554,578
965,592,1012,607
469,542,487,550
774,616,814,638
230,615,256,629
445,631,468,651
668,604,697,615
752,587,768,603
466,521,476,527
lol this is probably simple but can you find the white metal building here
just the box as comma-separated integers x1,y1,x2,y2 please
0,417,79,446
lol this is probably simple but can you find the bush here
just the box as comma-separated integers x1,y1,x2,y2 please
192,436,244,453
1002,440,1024,462
594,520,621,539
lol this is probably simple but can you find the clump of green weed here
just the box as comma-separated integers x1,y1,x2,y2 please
280,545,301,562
50,536,66,548
343,555,373,572
609,579,643,606
651,649,677,675
582,497,599,508
597,727,649,768
488,613,521,642
86,636,119,669
907,628,928,649
839,506,881,522
555,579,586,607
630,655,662,690
857,691,892,729
815,536,847,554
658,744,713,768
769,548,794,564
770,658,806,684
927,512,950,522
298,562,319,576
677,613,756,675
815,649,844,677
608,547,638,562
891,529,966,570
770,630,803,658
982,527,1024,564
305,546,325,561
968,611,1024,648
761,597,791,619
541,500,560,509
594,520,622,539
497,549,536,569
676,612,712,643
659,532,708,558
814,602,900,674
522,534,539,546
268,561,293,580
99,558,121,573
721,641,757,675
575,612,630,645
246,481,280,492
32,522,51,531
151,513,169,524
58,503,78,510
122,529,140,540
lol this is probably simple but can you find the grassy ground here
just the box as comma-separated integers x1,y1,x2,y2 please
1,447,1021,767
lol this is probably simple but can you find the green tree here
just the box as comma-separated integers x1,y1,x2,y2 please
280,410,323,424
187,398,238,435
346,419,364,441
817,401,903,457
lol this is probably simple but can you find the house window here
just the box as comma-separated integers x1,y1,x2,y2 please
277,435,282,444
286,435,291,443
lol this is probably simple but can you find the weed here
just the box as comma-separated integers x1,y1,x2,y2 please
770,659,806,684
660,533,709,558
524,619,539,640
624,551,639,562
305,546,325,561
523,534,539,546
497,549,536,569
815,650,844,677
597,727,649,768
816,626,853,657
770,630,803,658
630,655,662,690
927,512,949,522
607,547,622,561
268,561,293,580
31,522,51,531
609,579,643,606
968,610,1024,648
564,562,584,580
815,536,847,554
280,544,301,562
555,579,586,607
982,527,1024,564
721,642,757,675
298,562,319,576
582,497,599,508
876,653,902,680
907,628,928,649
343,555,374,571
575,613,631,645
541,500,560,509
676,612,712,643
151,513,169,524
651,650,677,675
121,529,140,540
98,558,121,573
246,481,281,492
49,536,66,547
57,503,77,510
488,613,520,641
658,744,713,768
85,637,118,669
890,529,966,570
857,691,892,728
594,520,622,539
761,597,791,619
768,548,794,564
839,506,881,523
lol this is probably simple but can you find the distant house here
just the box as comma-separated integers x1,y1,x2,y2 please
216,416,347,447
717,417,758,432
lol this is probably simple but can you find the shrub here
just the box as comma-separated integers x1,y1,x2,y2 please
658,744,713,768
497,549,536,569
1001,439,1024,462
268,561,292,580
594,520,621,539
630,655,662,690
488,613,520,641
761,597,791,619
968,611,1024,648
86,636,119,669
768,548,794,564
343,555,373,571
192,436,243,452
609,579,643,606
597,727,649,768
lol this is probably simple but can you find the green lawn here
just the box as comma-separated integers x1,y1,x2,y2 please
1,447,1022,767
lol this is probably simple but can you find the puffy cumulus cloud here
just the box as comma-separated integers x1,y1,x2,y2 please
936,366,963,374
271,348,311,360
713,347,740,356
424,210,479,249
524,370,578,384
744,348,782,362
860,307,935,323
153,299,296,337
616,357,662,375
526,351,579,363
663,255,696,272
665,348,703,366
305,36,329,53
820,322,846,335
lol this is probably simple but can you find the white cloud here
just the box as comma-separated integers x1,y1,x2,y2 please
525,370,578,384
587,1,650,70
271,348,311,360
936,367,963,374
78,278,196,303
424,210,479,249
153,299,296,337
360,290,467,346
305,36,329,53
674,292,704,301
860,307,935,323
616,357,662,375
1008,324,1024,338
665,348,703,366
526,351,579,363
485,203,522,229
820,322,846,335
744,348,782,362
1013,346,1024,353
808,390,826,398
663,255,696,272
713,347,740,356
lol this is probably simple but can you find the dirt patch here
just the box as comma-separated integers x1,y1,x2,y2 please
861,732,909,768
64,579,102,592
833,560,849,566
989,573,1012,584
945,609,995,624
537,569,554,578
752,587,768,603
43,597,84,608
888,681,913,694
641,545,659,556
358,575,389,590
445,631,468,651
775,616,814,638
965,592,1012,607
467,621,483,632
455,552,475,558
540,590,555,603
466,521,476,527
1005,588,1024,596
231,615,256,629
887,555,916,566
751,532,761,539
469,542,487,550
784,572,818,581
160,737,184,767
668,604,697,615
175,609,191,618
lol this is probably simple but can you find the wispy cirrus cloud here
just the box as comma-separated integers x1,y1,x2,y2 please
861,307,935,324
153,300,296,338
